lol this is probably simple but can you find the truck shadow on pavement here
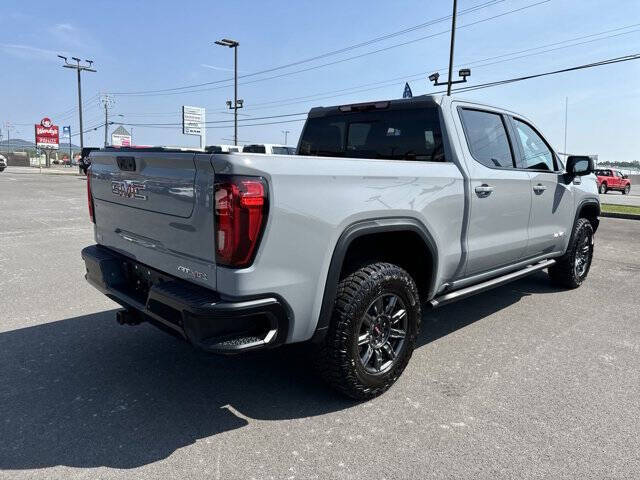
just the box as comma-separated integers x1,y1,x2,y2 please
0,272,558,470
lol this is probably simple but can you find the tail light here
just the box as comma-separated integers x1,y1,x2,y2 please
214,175,268,267
87,167,95,223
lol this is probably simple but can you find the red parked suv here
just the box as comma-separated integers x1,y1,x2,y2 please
595,168,631,194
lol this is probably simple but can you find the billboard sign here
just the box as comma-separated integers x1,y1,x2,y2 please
35,117,59,149
111,126,131,147
182,106,205,136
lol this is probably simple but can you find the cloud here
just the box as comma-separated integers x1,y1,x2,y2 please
53,23,75,32
0,43,67,62
201,63,240,73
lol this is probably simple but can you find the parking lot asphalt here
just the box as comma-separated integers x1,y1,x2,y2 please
1,171,639,480
600,191,640,207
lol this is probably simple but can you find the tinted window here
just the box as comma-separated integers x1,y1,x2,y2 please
459,109,513,168
272,146,291,155
595,169,611,176
513,119,555,171
298,107,445,161
243,145,267,154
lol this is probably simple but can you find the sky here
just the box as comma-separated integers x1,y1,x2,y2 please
1,0,639,160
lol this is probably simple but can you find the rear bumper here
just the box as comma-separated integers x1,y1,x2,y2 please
81,245,290,353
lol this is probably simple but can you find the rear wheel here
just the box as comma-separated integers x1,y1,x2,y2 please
314,263,421,400
548,218,594,289
599,183,607,194
623,184,630,195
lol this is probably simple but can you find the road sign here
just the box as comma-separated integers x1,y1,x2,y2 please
35,117,59,149
62,126,71,138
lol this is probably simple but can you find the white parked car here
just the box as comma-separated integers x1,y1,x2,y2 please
0,155,7,172
242,144,296,155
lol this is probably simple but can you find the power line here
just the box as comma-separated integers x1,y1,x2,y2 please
451,52,640,93
114,52,640,132
108,0,550,97
231,24,640,112
109,111,308,127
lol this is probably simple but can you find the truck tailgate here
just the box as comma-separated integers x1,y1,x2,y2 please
89,150,217,289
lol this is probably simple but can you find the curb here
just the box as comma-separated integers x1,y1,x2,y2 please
5,168,83,177
601,211,640,221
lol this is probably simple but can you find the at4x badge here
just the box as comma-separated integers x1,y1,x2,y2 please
111,180,147,200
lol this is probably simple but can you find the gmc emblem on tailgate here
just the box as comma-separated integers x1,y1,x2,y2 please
111,180,147,200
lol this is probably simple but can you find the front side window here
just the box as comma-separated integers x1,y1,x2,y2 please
272,146,291,155
298,107,445,161
513,119,556,171
459,109,514,168
243,145,267,154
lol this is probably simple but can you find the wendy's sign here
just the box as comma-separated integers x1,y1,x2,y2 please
35,117,59,149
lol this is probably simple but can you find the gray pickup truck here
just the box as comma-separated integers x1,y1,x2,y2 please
82,95,599,399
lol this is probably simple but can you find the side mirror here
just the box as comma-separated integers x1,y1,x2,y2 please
566,155,593,177
623,174,629,179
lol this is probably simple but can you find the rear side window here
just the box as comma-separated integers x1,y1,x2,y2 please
298,107,445,161
459,109,513,168
243,145,267,154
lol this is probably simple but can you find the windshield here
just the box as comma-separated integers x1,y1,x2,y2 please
298,107,445,161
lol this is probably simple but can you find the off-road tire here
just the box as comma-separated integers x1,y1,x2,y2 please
313,263,421,400
548,218,594,289
599,183,607,194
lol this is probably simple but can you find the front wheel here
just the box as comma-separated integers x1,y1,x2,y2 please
599,183,607,194
623,184,630,195
548,218,594,288
313,263,421,400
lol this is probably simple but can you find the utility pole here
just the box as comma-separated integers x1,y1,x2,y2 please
428,0,470,94
101,95,114,147
215,38,243,146
58,56,96,152
3,122,14,155
564,96,568,155
282,130,290,145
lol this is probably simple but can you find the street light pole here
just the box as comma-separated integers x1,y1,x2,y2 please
59,56,96,152
282,130,290,145
446,0,458,96
215,38,242,146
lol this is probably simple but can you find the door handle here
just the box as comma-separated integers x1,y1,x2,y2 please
533,183,547,193
474,184,494,197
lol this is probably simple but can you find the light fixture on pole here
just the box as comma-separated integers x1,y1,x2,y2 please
214,38,242,146
427,0,470,96
58,55,96,151
428,68,471,91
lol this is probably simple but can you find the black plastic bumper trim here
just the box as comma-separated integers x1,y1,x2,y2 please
81,244,290,353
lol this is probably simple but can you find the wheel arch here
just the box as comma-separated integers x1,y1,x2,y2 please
311,217,438,343
563,200,600,256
